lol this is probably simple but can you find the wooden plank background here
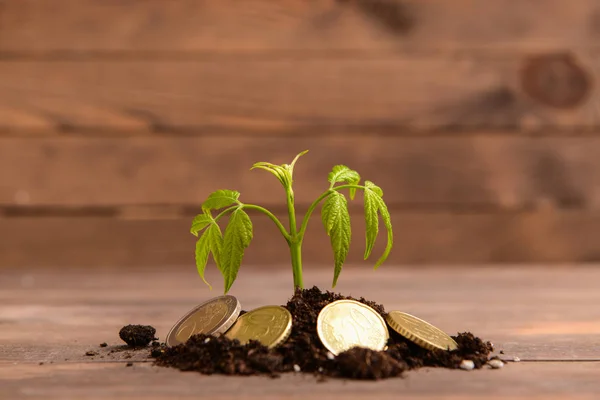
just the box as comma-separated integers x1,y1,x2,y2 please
1,0,600,268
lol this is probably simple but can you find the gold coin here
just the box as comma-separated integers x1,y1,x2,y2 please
316,299,389,356
224,305,292,349
386,311,458,351
166,295,241,347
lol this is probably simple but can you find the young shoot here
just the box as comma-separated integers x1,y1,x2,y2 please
191,150,393,293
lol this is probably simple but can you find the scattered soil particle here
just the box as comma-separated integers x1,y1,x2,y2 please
126,362,133,367
459,359,475,370
153,286,494,380
151,347,164,358
85,351,98,357
109,346,134,354
487,358,504,369
38,362,44,365
119,325,157,347
99,342,108,347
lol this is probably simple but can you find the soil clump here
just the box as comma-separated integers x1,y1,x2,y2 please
119,324,157,347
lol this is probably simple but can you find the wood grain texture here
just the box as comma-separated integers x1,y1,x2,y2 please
2,267,600,399
3,209,600,268
2,267,600,358
2,362,599,400
2,135,600,208
1,0,600,52
0,54,598,133
2,0,600,273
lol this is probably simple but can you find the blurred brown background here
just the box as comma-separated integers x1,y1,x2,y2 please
1,0,600,270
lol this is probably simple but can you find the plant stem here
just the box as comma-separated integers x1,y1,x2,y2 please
214,205,239,222
286,188,298,237
290,240,303,289
332,184,365,192
285,187,304,289
239,204,291,243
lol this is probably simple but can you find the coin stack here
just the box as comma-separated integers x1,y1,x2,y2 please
165,295,458,353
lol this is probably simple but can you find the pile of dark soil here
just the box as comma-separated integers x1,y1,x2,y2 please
119,324,157,347
152,286,494,380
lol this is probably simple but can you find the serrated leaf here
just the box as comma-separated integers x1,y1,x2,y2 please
321,191,351,287
207,223,224,271
190,213,212,236
202,190,240,212
363,186,379,260
364,181,392,269
365,180,383,197
195,229,212,289
328,165,361,200
220,209,253,293
373,197,393,269
194,223,223,289
328,165,360,185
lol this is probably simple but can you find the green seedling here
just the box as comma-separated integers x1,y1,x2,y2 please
191,150,393,293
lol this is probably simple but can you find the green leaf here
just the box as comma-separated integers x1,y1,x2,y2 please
364,181,392,269
194,223,223,289
202,190,240,212
190,213,212,236
195,229,212,289
251,162,290,188
321,191,351,287
286,150,309,178
251,151,309,189
374,197,393,269
365,180,383,197
363,186,379,260
220,209,253,293
207,223,224,270
328,165,361,200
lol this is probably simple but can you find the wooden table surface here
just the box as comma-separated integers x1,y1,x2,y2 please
2,265,600,399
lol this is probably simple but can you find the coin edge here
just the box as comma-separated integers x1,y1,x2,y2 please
385,311,458,351
165,295,241,347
